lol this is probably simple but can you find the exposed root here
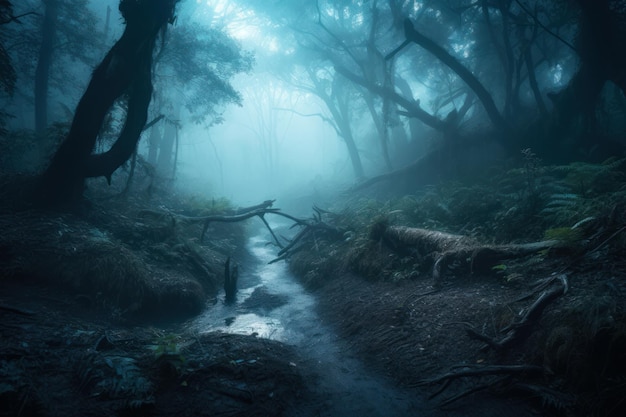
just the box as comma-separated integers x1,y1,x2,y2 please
464,275,568,352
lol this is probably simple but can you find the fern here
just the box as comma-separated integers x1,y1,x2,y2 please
548,159,626,195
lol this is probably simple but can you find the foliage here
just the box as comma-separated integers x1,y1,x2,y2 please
7,0,102,101
0,123,67,173
538,295,626,413
290,156,626,288
543,226,583,245
155,23,253,126
551,158,626,195
76,353,154,409
0,0,15,96
182,195,235,216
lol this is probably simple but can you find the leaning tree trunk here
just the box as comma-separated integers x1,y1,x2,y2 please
37,0,178,205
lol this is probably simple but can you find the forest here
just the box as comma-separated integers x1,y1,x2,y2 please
1,0,625,416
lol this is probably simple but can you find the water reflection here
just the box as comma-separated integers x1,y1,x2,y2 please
188,227,316,345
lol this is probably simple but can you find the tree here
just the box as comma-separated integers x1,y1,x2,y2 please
0,0,16,131
2,0,101,133
38,0,180,205
145,21,252,178
0,0,17,97
34,0,58,133
540,0,626,160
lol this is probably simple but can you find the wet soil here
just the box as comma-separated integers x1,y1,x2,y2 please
1,177,625,416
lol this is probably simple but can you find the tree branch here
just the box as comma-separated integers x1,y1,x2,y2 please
402,18,508,134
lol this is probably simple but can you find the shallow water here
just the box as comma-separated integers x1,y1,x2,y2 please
187,225,426,416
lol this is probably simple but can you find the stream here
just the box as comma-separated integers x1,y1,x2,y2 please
187,225,428,416
186,226,528,416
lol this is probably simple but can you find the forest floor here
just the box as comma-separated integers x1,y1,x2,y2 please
1,159,626,416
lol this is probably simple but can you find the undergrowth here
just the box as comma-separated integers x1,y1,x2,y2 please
289,158,626,288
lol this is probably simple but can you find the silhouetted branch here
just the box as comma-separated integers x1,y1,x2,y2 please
402,18,508,134
335,65,446,131
514,0,577,53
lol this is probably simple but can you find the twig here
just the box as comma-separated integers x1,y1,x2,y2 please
0,304,35,316
419,364,543,386
514,0,578,53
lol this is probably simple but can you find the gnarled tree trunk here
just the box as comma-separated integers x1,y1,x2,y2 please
38,0,178,205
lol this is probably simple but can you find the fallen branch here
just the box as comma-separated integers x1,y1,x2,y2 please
419,364,544,386
139,202,345,264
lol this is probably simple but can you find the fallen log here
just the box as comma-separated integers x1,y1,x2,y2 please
373,223,564,285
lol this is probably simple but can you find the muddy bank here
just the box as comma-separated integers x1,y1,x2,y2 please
0,282,311,417
283,168,626,416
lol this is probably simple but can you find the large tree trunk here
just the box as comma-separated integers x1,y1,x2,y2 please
34,0,58,134
534,0,626,162
38,0,178,205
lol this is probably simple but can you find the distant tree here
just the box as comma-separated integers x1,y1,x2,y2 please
34,0,58,133
38,0,180,205
156,23,253,126
34,0,101,133
3,0,101,132
146,21,253,177
0,0,16,96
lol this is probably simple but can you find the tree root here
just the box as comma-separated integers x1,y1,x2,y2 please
464,274,568,352
419,364,544,386
418,364,544,407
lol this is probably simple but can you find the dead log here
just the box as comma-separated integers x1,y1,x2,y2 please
378,225,474,253
374,223,563,285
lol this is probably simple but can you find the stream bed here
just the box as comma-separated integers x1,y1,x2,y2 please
186,227,531,416
187,227,427,416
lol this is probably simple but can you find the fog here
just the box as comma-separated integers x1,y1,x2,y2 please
2,0,624,206
175,76,348,205
152,1,355,205
2,2,626,416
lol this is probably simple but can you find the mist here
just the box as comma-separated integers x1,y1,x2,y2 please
1,1,626,416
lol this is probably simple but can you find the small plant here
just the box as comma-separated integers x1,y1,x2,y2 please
543,227,584,245
151,334,182,358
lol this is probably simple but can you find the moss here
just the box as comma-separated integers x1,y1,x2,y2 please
543,227,584,245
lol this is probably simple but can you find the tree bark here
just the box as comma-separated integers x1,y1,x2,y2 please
38,0,178,205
